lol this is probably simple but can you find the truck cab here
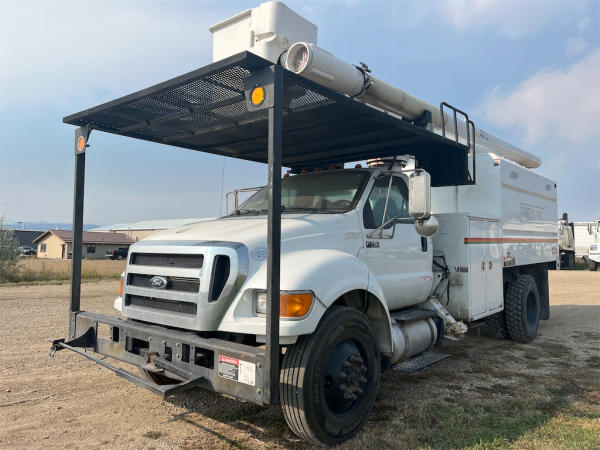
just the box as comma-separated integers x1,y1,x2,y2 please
115,167,433,346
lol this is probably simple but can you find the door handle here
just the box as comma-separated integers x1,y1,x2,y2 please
489,261,493,270
481,261,485,271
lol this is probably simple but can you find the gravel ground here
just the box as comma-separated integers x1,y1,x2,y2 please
0,271,598,449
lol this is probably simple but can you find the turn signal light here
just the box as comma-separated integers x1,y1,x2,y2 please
119,276,123,296
280,292,313,317
254,291,314,317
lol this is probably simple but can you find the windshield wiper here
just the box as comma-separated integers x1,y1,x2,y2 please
234,208,264,216
282,206,320,213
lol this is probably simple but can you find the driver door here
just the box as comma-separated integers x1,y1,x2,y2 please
358,174,433,310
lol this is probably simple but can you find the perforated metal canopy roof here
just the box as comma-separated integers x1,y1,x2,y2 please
64,52,470,186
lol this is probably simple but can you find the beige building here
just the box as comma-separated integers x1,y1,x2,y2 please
33,230,134,259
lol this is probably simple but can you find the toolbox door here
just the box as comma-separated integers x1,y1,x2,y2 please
468,219,487,317
485,220,503,311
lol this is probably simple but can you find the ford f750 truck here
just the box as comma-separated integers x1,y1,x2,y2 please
51,2,559,445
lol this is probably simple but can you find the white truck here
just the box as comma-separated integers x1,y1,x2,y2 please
51,2,559,445
557,213,576,269
584,219,600,270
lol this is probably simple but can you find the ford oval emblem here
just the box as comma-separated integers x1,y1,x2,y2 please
150,276,168,289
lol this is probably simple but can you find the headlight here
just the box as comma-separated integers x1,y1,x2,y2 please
254,290,314,318
591,245,598,251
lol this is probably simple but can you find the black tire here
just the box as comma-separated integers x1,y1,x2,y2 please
485,311,509,339
589,260,598,271
568,253,575,269
280,306,380,446
505,274,540,342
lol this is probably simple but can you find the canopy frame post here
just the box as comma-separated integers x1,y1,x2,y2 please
265,64,283,404
69,126,91,339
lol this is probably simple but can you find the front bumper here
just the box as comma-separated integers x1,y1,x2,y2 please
50,311,269,404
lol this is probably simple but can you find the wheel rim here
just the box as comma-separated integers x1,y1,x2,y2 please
526,291,538,328
323,339,368,416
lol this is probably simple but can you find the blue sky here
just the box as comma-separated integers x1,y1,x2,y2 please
1,0,598,224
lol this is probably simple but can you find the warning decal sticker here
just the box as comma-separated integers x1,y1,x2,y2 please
218,355,256,386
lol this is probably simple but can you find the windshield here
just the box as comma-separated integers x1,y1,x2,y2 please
233,170,370,215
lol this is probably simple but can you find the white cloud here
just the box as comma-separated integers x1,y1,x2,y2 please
481,49,600,146
577,16,592,33
565,37,588,56
441,0,577,39
0,1,227,108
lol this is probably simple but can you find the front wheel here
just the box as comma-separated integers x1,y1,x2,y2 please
589,259,598,271
280,306,380,446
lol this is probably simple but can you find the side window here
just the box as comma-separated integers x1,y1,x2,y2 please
363,176,409,229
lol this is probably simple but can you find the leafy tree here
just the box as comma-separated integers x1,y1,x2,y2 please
0,219,20,279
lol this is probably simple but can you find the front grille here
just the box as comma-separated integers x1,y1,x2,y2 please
130,253,204,268
128,273,200,293
125,295,197,315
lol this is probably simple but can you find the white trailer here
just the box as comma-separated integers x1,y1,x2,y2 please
582,219,600,270
52,2,559,446
575,221,596,256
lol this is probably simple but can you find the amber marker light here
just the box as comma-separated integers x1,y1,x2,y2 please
280,292,313,318
251,85,265,106
119,277,123,296
77,136,86,151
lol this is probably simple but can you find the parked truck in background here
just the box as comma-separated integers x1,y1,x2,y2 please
105,248,129,260
51,2,560,445
584,219,600,271
557,213,575,269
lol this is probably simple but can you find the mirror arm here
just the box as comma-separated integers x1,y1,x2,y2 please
367,217,399,239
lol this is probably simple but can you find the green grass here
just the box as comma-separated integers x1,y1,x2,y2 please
0,258,125,283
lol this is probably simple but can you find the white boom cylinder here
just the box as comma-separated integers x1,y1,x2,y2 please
284,42,541,169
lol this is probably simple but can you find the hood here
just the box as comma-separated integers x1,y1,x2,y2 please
143,212,364,256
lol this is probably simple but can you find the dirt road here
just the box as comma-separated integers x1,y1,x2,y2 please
1,272,598,449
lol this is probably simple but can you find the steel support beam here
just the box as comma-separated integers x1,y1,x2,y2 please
265,65,283,404
69,126,90,338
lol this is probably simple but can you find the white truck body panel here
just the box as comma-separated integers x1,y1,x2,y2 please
209,1,317,64
574,222,596,257
431,152,558,321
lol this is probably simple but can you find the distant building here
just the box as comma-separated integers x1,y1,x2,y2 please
12,230,44,248
90,218,209,241
33,230,134,259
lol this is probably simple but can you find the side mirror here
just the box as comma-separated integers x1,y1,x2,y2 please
409,170,438,237
409,170,431,220
414,215,439,237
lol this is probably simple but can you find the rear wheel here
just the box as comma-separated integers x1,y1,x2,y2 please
280,306,380,446
505,274,540,342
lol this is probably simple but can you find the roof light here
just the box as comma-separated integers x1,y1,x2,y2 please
251,86,265,106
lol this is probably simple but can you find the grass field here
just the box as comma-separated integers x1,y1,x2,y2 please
0,258,126,283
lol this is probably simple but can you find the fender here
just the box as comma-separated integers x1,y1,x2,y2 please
219,249,394,354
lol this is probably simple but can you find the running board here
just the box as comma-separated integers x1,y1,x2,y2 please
392,350,450,373
390,308,437,323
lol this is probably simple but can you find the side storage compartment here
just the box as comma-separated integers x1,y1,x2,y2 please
433,214,503,321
